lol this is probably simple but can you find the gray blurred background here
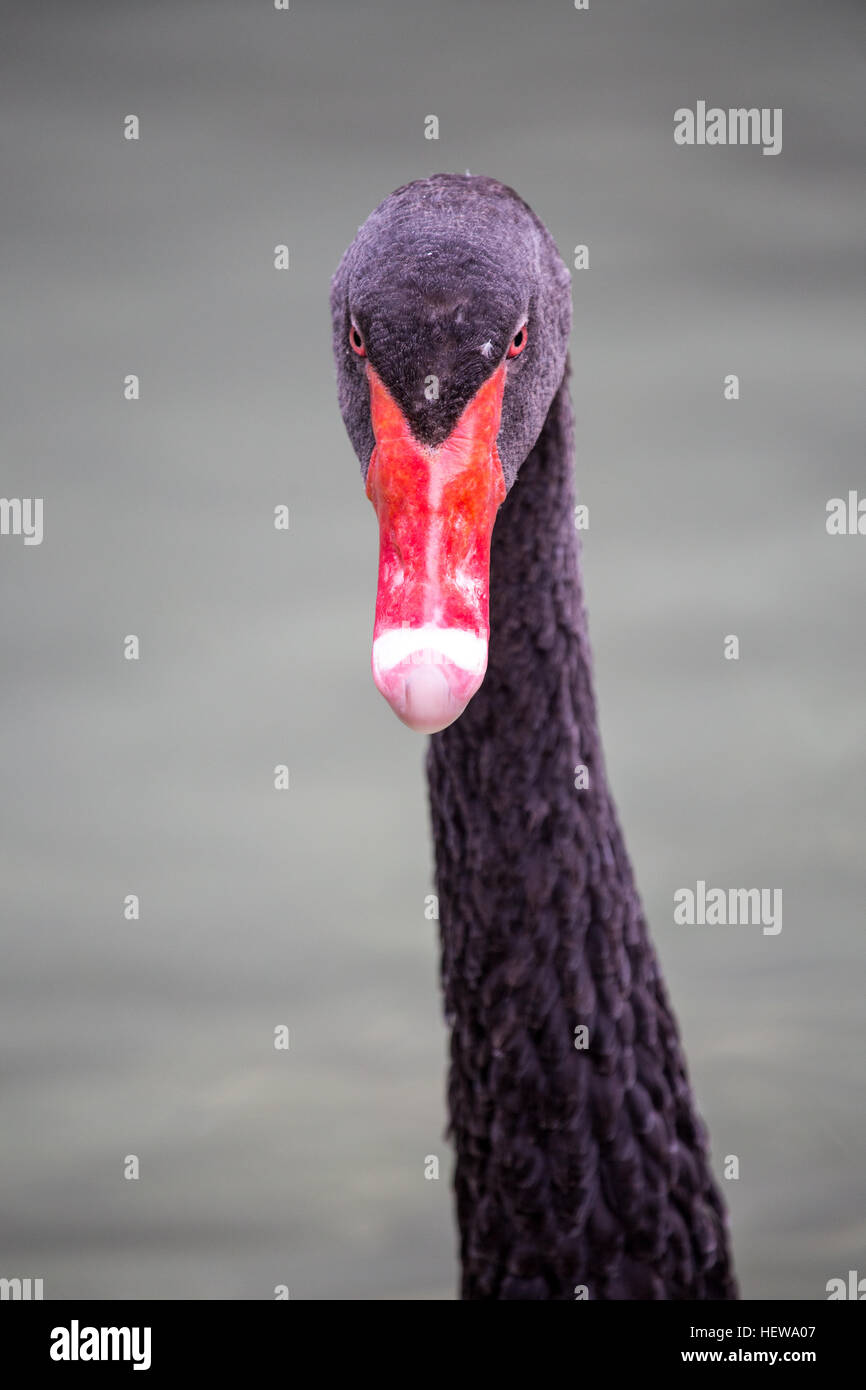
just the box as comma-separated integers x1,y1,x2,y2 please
1,0,863,1300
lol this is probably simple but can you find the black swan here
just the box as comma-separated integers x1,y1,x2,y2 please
330,174,737,1301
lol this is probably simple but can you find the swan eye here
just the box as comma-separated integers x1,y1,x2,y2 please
350,324,366,356
507,325,527,358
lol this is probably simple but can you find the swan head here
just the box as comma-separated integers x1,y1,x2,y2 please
331,174,571,732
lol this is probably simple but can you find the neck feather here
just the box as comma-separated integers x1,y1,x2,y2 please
426,367,736,1300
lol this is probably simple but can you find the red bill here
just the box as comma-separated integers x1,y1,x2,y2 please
365,361,507,733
